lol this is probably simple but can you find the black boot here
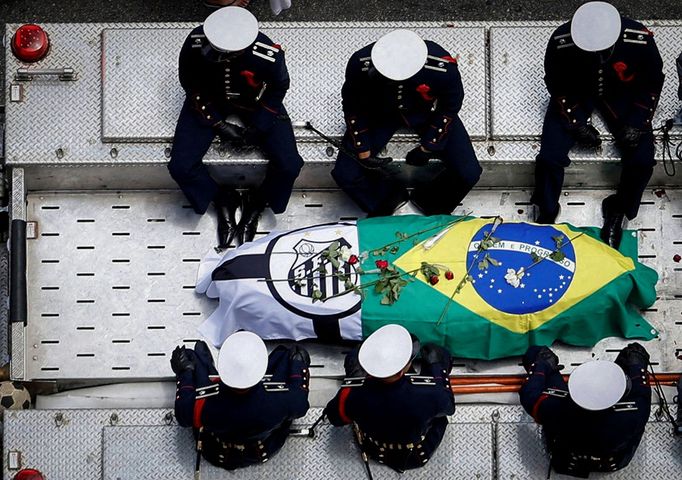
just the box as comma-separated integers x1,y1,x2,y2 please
235,192,265,245
214,188,241,249
600,197,626,249
534,205,560,224
367,188,409,217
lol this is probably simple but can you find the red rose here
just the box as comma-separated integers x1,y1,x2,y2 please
445,271,454,280
429,275,439,285
375,260,389,270
674,254,681,263
348,255,359,265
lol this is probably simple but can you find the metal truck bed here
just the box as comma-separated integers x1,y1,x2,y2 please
5,21,682,382
3,405,680,479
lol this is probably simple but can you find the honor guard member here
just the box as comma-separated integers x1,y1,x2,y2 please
169,7,304,247
171,332,311,470
520,344,651,478
332,30,482,217
532,1,664,249
324,325,456,472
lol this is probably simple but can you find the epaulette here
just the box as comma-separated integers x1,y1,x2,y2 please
408,375,437,386
424,54,457,73
612,401,638,412
358,56,372,72
541,387,568,398
341,377,366,387
263,381,289,392
196,383,219,399
190,33,207,49
623,28,653,45
552,32,576,50
251,41,281,63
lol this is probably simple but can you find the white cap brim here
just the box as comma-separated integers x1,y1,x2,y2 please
371,30,428,81
359,324,413,378
571,1,621,52
204,6,259,53
568,360,627,411
218,331,268,389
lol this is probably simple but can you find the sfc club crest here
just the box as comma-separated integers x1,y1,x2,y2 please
266,224,361,320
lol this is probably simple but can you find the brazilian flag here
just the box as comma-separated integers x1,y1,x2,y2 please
357,215,658,360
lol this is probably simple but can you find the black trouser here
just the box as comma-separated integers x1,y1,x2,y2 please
168,99,304,215
331,115,481,216
531,103,655,220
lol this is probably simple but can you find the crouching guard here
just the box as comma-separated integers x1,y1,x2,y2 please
324,324,456,473
519,343,651,478
169,7,304,247
171,332,310,470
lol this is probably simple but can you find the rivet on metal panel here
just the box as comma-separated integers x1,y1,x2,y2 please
110,147,118,159
109,413,119,425
54,412,65,427
164,147,172,158
55,148,65,159
487,145,496,156
325,146,335,157
164,412,174,425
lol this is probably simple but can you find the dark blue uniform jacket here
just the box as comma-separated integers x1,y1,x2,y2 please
178,26,290,133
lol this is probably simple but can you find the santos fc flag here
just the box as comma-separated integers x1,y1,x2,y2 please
196,215,657,360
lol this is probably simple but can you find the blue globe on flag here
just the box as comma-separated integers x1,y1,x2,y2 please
467,223,576,315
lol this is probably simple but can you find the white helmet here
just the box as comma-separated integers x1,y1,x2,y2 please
568,360,627,411
218,331,268,389
371,30,428,81
571,2,621,52
204,6,259,53
358,324,413,378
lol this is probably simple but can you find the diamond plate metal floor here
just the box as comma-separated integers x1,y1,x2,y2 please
13,187,682,381
4,406,679,480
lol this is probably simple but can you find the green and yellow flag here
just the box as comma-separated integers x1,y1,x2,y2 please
357,215,658,360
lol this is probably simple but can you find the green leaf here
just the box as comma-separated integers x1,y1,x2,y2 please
330,258,340,269
374,280,387,294
390,245,400,254
552,235,565,248
311,289,323,303
530,252,541,264
344,279,354,291
478,259,489,271
466,275,473,283
380,295,392,305
395,231,403,239
489,236,500,245
317,264,326,273
488,256,500,267
328,241,339,252
549,250,565,262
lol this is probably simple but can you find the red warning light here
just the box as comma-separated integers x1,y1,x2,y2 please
11,24,50,63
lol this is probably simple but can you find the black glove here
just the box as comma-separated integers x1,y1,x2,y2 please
241,126,261,146
214,121,245,145
193,340,218,375
572,124,602,148
522,346,560,373
170,346,196,375
405,146,433,167
616,125,643,150
420,343,453,372
615,342,650,368
289,344,311,367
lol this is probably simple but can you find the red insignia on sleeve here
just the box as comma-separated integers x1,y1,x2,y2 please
441,55,458,64
612,62,635,82
416,83,435,101
240,70,262,88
